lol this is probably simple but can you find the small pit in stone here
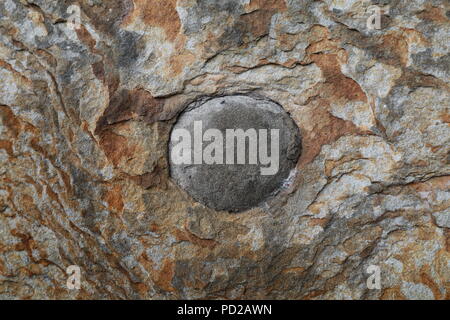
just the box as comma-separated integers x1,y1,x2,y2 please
169,95,301,212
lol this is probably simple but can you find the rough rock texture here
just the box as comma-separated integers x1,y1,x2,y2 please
0,0,448,299
169,95,301,212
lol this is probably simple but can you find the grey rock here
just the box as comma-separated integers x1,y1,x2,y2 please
169,95,301,212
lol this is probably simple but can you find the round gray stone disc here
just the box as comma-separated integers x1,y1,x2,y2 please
169,95,301,212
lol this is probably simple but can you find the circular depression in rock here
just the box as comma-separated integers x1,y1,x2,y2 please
169,95,301,212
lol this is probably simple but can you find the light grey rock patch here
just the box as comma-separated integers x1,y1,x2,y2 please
169,95,301,212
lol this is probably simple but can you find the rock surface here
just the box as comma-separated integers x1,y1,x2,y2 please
0,0,448,299
169,95,301,212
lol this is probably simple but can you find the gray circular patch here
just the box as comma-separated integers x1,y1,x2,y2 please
169,95,301,212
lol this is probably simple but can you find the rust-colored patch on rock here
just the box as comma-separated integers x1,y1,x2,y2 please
239,10,276,38
97,89,164,131
80,0,132,34
295,34,371,166
123,0,181,41
325,153,363,177
0,105,23,138
0,140,13,156
310,53,367,102
381,33,409,67
244,0,287,12
104,184,124,212
0,259,6,276
240,0,287,38
130,162,167,190
174,228,218,250
441,113,450,124
154,259,175,292
0,60,32,86
298,107,366,167
98,129,135,167
445,229,450,253
305,38,339,55
417,6,448,23
419,266,443,300
11,230,36,260
410,176,450,193
282,267,306,275
75,25,97,52
381,287,406,300
169,52,196,75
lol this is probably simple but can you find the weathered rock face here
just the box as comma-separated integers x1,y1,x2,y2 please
0,0,448,299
